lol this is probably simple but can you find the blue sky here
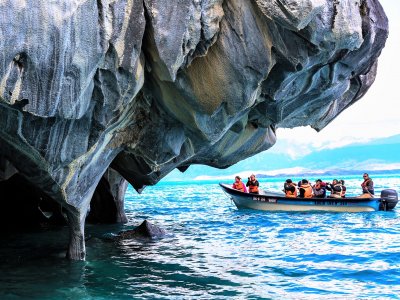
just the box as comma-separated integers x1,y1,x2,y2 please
273,0,400,157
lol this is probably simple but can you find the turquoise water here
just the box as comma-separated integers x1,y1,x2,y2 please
1,174,400,299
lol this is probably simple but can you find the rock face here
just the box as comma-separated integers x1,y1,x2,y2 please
116,220,166,240
0,0,388,259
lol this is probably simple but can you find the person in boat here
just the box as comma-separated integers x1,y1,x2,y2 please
299,179,313,198
326,179,343,198
339,179,346,198
283,179,297,198
246,174,259,194
361,173,374,195
312,179,326,198
232,176,247,193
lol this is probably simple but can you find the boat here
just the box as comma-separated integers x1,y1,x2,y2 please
219,183,398,212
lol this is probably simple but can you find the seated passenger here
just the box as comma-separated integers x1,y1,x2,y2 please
232,176,247,192
299,179,313,198
312,179,326,198
326,179,342,198
339,179,346,198
361,173,374,195
283,179,297,198
246,174,259,194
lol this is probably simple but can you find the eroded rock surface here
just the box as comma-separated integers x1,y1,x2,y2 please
116,220,166,240
0,0,388,259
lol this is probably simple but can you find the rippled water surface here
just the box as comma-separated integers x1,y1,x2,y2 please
1,175,400,299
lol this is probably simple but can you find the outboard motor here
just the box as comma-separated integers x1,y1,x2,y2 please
380,189,399,211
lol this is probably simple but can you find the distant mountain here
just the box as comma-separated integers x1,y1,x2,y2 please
256,168,400,179
362,134,400,146
164,134,400,181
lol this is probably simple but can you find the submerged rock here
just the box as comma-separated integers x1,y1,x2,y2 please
117,220,166,240
0,0,388,259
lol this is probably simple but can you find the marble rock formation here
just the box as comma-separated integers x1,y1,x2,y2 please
116,220,167,240
0,0,388,259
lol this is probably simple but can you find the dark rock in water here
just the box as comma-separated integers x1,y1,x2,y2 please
117,220,166,240
0,0,389,259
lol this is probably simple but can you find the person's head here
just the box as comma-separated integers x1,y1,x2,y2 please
316,179,322,183
363,173,369,180
235,176,241,182
340,179,345,185
286,179,292,184
301,179,308,184
332,179,338,184
250,174,256,180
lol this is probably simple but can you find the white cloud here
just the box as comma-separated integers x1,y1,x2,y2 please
312,137,372,151
346,161,400,171
270,127,374,159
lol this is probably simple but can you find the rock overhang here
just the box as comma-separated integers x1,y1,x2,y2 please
0,0,388,259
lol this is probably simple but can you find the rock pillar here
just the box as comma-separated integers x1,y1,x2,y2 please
66,209,86,260
104,168,129,223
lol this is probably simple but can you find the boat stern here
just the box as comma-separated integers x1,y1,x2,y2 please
380,189,399,210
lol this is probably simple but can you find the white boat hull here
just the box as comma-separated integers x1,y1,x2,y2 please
232,194,376,212
220,184,380,212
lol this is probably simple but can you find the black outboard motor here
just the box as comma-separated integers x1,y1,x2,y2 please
380,189,399,211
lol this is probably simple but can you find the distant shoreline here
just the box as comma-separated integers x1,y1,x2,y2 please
162,169,400,182
255,169,400,179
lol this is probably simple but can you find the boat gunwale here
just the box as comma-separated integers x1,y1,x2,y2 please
219,183,380,204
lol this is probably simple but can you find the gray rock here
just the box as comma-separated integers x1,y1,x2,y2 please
0,0,388,259
86,168,128,224
117,220,166,239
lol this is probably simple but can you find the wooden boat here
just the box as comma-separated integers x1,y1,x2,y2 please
219,183,398,212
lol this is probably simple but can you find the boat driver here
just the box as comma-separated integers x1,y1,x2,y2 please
361,173,374,195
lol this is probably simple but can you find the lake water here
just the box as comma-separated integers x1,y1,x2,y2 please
1,174,400,299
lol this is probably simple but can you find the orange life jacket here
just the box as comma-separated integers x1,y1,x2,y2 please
285,183,297,198
285,189,297,198
361,179,370,188
248,184,259,193
361,179,372,191
233,182,245,192
300,183,313,198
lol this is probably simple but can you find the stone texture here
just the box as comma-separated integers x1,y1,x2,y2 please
87,168,128,223
116,220,166,240
0,0,388,259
